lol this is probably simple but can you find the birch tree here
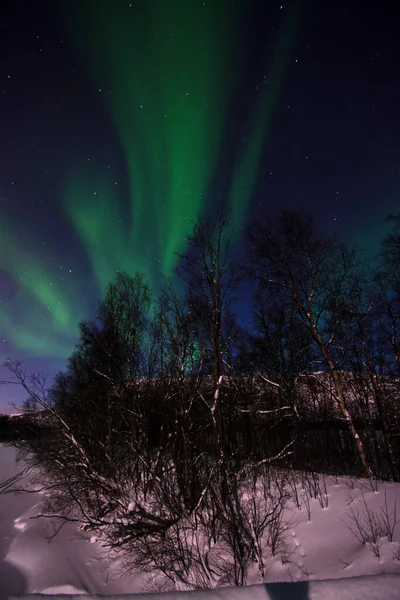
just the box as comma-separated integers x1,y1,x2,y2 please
176,212,238,382
248,211,373,478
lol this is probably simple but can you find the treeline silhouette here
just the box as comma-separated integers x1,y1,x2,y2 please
0,413,46,442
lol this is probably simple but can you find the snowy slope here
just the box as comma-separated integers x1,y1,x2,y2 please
1,443,400,598
252,475,400,585
0,445,142,599
9,575,400,599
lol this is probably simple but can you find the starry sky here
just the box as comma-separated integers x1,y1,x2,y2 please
1,0,399,410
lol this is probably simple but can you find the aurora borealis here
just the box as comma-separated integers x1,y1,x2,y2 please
1,0,400,408
62,0,298,278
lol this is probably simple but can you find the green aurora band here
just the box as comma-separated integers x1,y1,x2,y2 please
0,220,82,358
0,1,296,361
63,0,239,290
64,0,297,283
228,5,297,233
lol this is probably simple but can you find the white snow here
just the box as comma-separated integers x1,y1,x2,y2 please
0,445,143,599
1,443,400,598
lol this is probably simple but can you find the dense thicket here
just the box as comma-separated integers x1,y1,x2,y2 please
2,211,400,588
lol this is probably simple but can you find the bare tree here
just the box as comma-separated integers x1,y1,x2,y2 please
155,278,202,379
373,215,400,376
97,271,152,380
248,211,373,478
176,211,238,382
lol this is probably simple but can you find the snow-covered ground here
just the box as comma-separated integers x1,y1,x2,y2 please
0,444,142,598
1,443,400,598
